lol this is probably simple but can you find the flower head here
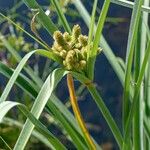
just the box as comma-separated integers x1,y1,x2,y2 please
51,25,101,72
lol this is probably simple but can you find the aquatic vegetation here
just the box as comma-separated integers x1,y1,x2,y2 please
0,0,150,149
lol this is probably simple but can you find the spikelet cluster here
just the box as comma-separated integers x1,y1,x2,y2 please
52,25,101,71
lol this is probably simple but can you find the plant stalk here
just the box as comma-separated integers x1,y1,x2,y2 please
133,26,143,150
67,74,96,150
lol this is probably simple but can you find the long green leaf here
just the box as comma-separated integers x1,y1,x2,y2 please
124,40,150,149
50,0,71,33
14,69,67,149
0,62,37,98
2,117,53,149
87,0,98,70
0,63,90,149
0,49,62,103
87,0,111,80
123,0,143,135
0,136,12,150
46,100,89,150
132,24,143,150
0,101,66,150
142,0,150,147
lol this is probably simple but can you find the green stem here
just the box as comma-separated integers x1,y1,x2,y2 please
87,0,111,80
133,24,143,150
87,85,123,149
123,0,143,135
123,41,150,150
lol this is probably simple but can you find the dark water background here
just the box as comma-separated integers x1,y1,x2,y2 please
0,0,132,149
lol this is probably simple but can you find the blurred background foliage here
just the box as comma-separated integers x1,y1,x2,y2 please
0,0,131,149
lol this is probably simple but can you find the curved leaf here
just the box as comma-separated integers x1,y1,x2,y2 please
0,62,37,98
0,63,89,149
2,117,53,149
0,49,62,103
0,101,66,150
14,69,67,149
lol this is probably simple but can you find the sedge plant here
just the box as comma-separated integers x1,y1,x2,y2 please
0,0,150,149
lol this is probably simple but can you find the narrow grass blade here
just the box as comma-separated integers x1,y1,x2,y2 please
0,65,91,149
23,0,57,36
0,101,66,150
2,117,53,149
142,1,150,148
132,26,143,150
13,69,67,150
46,100,89,150
124,39,150,149
49,0,71,33
87,0,111,80
36,49,63,64
87,0,98,71
0,136,12,150
88,86,123,149
0,49,62,103
123,0,143,135
0,62,38,98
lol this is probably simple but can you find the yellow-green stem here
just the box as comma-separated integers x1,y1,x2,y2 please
67,74,96,150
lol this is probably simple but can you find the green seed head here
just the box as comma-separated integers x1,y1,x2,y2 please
66,64,73,70
53,31,68,49
81,47,87,59
72,25,81,40
74,63,80,69
63,32,71,42
68,50,76,57
78,35,88,47
75,43,82,49
79,60,86,69
60,50,67,58
53,31,63,43
51,24,101,72
52,42,62,52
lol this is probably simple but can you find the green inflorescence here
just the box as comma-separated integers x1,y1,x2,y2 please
51,25,102,72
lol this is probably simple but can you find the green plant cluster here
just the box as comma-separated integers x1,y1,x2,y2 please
0,35,31,52
1,0,150,149
52,25,101,71
0,35,32,67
